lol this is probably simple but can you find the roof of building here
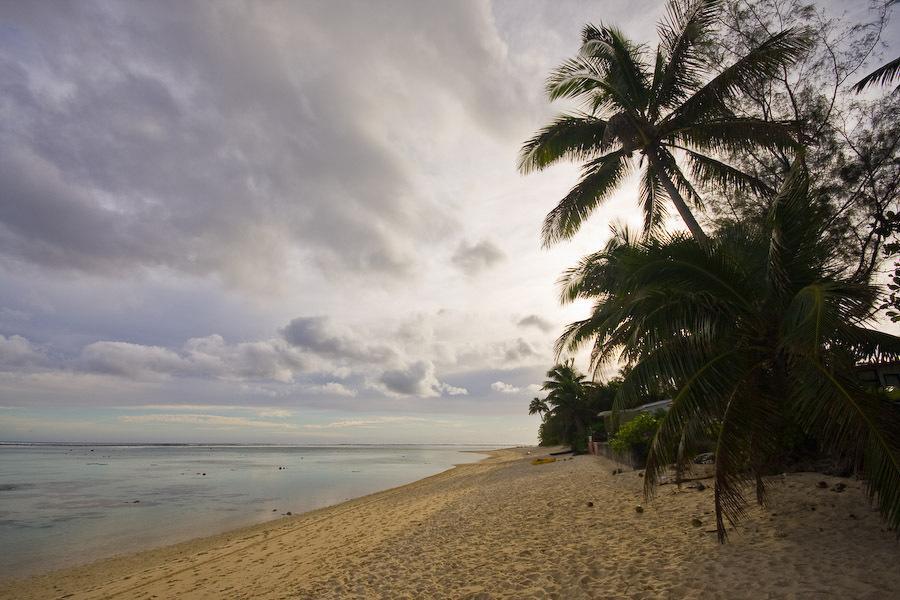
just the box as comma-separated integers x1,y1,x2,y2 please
597,398,672,418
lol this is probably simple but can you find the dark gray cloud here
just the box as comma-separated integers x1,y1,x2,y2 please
451,239,506,275
80,336,307,383
0,1,523,289
503,337,537,362
378,360,444,397
517,314,553,332
281,317,397,364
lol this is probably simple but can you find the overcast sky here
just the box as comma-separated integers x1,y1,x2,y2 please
0,0,896,444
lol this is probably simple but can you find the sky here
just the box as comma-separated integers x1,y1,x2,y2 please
0,0,897,444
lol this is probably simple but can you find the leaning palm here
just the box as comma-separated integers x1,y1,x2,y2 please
519,0,808,244
557,161,900,541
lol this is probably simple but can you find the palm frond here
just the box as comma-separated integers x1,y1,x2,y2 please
668,118,799,154
518,113,609,174
643,348,748,491
545,56,624,112
852,55,900,94
790,360,900,534
581,24,651,111
842,326,900,363
683,149,774,197
542,149,631,246
665,27,811,127
767,159,815,293
651,0,722,115
640,162,669,238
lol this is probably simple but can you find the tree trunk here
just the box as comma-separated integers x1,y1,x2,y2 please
645,150,709,244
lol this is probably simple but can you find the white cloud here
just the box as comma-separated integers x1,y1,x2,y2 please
128,404,293,418
491,381,519,393
303,416,437,429
308,382,358,397
117,413,297,430
438,382,469,396
491,381,541,394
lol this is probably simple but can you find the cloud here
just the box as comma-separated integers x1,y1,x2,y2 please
308,382,357,397
491,381,519,393
118,413,297,430
451,239,506,275
81,335,307,382
303,416,430,429
378,360,441,397
0,334,47,369
503,338,537,362
438,382,469,396
491,381,542,394
127,404,294,418
254,408,294,418
281,317,396,364
0,1,526,290
81,342,190,379
517,314,553,333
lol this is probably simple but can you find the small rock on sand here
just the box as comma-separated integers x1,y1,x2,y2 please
816,481,828,488
691,518,702,527
635,505,644,513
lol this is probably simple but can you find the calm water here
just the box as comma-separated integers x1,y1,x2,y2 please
0,444,493,578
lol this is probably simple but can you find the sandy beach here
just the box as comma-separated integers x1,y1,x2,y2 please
2,446,898,599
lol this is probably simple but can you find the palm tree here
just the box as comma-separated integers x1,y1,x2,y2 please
556,160,900,541
519,0,808,244
853,1,899,94
528,396,549,418
540,360,596,450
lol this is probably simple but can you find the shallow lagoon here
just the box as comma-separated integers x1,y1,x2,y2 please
0,444,492,577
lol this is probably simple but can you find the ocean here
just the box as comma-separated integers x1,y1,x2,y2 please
0,443,495,578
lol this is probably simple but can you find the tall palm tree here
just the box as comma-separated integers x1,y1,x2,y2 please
540,360,595,449
556,160,900,541
519,0,808,244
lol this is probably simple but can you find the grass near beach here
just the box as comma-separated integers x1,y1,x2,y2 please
2,447,898,599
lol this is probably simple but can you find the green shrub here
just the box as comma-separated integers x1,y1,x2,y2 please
609,412,662,454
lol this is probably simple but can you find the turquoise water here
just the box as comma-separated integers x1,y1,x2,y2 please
0,444,493,578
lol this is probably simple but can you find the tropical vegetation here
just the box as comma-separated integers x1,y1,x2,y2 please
608,411,664,466
530,361,627,451
557,160,900,540
518,0,808,244
522,0,900,543
531,360,594,452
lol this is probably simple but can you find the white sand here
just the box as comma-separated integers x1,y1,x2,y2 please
2,447,898,599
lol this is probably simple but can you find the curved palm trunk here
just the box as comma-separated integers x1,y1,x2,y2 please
645,150,709,244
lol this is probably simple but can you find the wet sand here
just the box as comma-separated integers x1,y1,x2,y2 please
2,446,898,599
